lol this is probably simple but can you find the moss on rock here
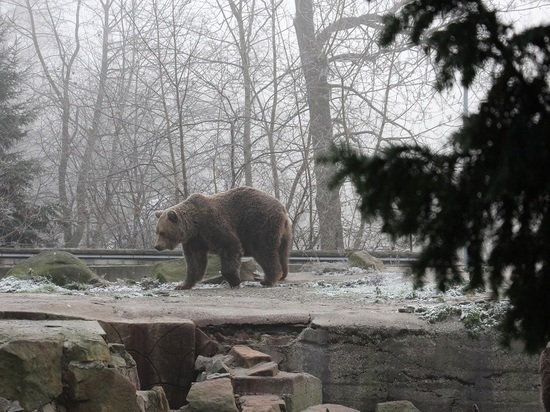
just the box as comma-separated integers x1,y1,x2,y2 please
152,256,261,284
4,250,99,286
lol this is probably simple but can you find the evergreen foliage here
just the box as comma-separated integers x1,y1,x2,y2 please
327,0,550,353
0,16,55,246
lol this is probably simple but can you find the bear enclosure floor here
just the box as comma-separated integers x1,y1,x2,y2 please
0,267,500,333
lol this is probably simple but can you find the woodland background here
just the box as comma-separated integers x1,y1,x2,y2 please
1,0,547,251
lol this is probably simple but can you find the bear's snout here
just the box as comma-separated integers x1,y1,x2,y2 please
154,244,163,251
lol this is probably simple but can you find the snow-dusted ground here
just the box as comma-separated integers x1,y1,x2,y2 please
0,263,508,336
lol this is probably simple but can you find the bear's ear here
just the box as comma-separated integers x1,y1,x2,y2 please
167,210,179,223
155,210,163,218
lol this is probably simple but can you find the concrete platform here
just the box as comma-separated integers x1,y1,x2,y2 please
0,269,543,412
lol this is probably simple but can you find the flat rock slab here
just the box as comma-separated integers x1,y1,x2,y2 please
0,319,106,341
0,270,446,332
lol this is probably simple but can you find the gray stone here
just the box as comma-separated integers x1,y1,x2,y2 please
136,386,171,412
232,371,322,412
0,397,24,412
152,256,262,284
348,250,384,271
375,400,422,412
303,405,359,412
109,343,141,389
66,360,141,412
0,320,143,412
99,320,196,409
185,378,238,412
541,343,550,412
245,361,279,377
206,373,231,380
228,345,272,368
209,358,230,375
3,250,99,286
0,339,63,410
238,394,286,412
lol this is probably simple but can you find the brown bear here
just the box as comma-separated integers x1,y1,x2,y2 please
154,186,292,290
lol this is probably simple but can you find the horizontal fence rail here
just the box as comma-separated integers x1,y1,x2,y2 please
0,248,420,280
0,248,418,266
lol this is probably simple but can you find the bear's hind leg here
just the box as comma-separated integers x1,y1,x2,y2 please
220,250,242,288
255,252,283,286
177,248,208,290
278,232,291,280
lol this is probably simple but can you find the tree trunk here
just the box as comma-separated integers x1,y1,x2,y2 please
25,0,82,246
228,0,253,187
68,0,111,247
294,0,344,250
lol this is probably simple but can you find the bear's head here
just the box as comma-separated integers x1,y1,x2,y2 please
154,209,185,251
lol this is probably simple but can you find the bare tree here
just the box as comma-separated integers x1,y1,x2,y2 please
294,0,345,250
11,0,481,251
24,0,82,246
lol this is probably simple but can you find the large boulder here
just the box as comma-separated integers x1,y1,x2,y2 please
0,337,63,410
348,250,385,271
152,256,261,284
0,320,150,412
3,250,99,286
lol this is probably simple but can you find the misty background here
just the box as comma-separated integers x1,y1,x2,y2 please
1,0,548,251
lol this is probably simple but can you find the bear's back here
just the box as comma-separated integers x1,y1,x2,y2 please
210,187,288,250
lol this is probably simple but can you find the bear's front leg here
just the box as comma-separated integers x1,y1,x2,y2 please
177,247,208,290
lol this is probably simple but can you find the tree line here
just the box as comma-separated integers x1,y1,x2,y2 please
0,0,533,251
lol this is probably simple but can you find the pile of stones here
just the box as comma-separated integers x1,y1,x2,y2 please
180,344,421,412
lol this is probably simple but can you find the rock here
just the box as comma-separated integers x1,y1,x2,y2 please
99,320,196,410
3,250,99,286
0,397,24,412
228,345,272,368
136,386,171,412
209,358,231,375
195,327,220,358
348,250,384,271
185,378,238,412
245,361,279,377
0,320,140,412
152,256,262,283
195,355,213,372
238,394,286,412
303,404,359,412
66,360,141,412
151,258,185,283
240,257,263,281
109,343,141,389
194,346,320,412
375,400,422,412
206,373,231,380
541,343,550,412
0,338,63,410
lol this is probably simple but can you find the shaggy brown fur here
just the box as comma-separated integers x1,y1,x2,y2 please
154,186,292,290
